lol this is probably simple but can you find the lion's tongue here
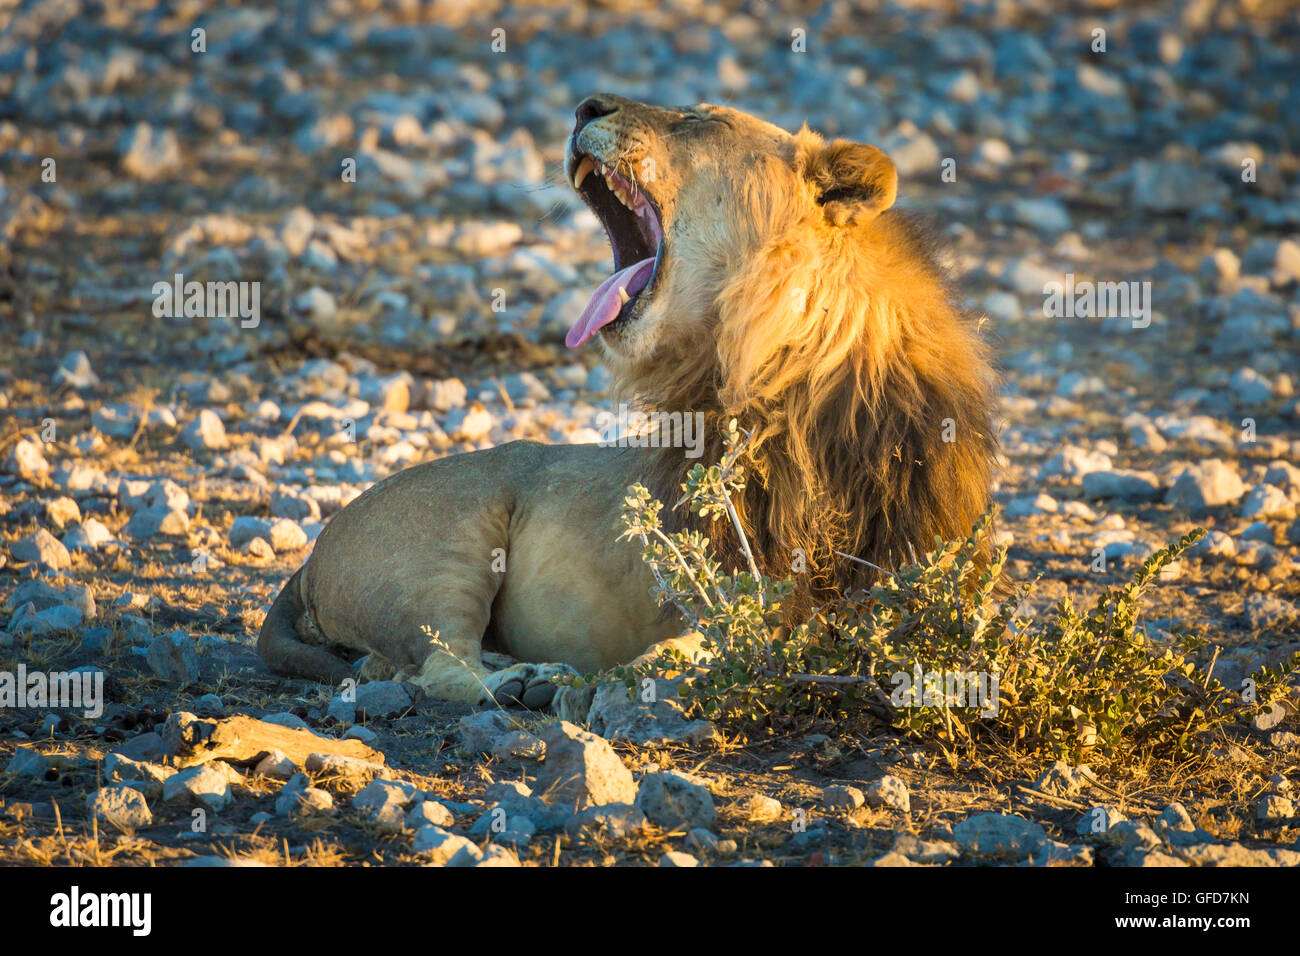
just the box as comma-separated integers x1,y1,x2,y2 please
565,256,656,349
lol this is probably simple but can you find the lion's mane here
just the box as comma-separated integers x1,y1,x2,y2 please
615,128,1000,603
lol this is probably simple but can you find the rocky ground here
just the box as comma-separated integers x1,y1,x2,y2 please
1,0,1299,867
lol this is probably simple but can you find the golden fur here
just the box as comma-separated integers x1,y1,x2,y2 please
618,124,997,602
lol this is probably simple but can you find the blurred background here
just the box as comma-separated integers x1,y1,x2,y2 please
0,0,1298,871
0,0,1297,658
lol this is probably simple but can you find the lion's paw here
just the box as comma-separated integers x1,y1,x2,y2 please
478,662,581,711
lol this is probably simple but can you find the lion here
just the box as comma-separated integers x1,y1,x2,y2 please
258,93,999,712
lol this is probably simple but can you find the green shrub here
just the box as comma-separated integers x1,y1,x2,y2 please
609,423,1298,763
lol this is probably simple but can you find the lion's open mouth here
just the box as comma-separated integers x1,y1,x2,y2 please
566,152,664,348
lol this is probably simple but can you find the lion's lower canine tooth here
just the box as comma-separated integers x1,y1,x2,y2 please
617,286,630,303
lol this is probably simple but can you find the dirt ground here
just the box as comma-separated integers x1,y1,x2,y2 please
1,0,1299,866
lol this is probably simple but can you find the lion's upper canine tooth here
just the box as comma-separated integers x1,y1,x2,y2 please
572,155,595,190
617,286,630,304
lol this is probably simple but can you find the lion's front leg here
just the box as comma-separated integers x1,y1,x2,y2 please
402,624,501,705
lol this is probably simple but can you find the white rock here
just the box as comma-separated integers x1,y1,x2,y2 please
423,378,467,413
659,850,700,867
1198,248,1239,284
245,537,274,559
352,780,415,830
1037,446,1112,480
1241,237,1300,285
44,496,81,529
1157,803,1195,832
408,800,455,829
1005,493,1058,517
1154,414,1230,447
145,631,200,684
745,794,783,823
228,517,272,551
1056,373,1106,398
6,747,49,777
124,507,190,539
270,490,321,522
973,138,1013,169
1263,461,1300,497
267,519,308,553
10,579,95,618
457,711,512,753
92,403,143,438
1081,470,1162,501
954,812,1046,859
119,124,181,180
34,604,83,631
277,786,334,817
822,785,866,810
864,775,911,813
1240,484,1293,519
534,720,637,810
353,680,412,718
87,784,153,829
1034,760,1092,797
163,764,233,811
1187,530,1236,560
1060,501,1096,520
1256,795,1294,821
445,404,493,442
182,409,228,451
451,220,523,257
412,825,476,864
254,750,299,779
1231,368,1275,405
53,350,99,389
1127,421,1167,452
1166,460,1247,513
490,730,546,760
463,844,520,867
881,122,940,178
10,529,71,570
635,771,717,830
4,438,50,481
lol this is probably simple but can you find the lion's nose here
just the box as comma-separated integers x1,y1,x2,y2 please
574,94,621,133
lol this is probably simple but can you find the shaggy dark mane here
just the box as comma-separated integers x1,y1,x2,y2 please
626,191,999,610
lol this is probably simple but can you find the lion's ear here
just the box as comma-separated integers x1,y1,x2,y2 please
804,140,897,226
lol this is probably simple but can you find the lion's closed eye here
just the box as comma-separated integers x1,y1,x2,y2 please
674,109,728,130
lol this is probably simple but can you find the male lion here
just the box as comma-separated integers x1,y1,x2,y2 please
258,94,998,711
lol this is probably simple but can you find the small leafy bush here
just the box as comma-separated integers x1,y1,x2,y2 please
611,423,1298,762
